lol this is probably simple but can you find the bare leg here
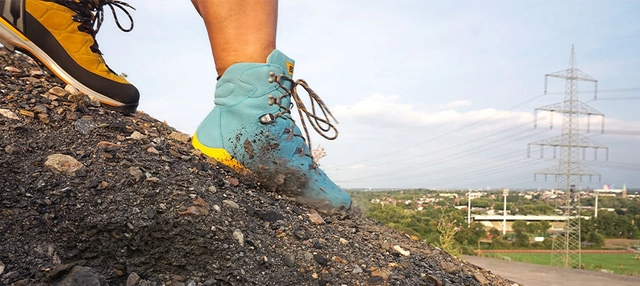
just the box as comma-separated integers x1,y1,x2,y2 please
191,0,278,76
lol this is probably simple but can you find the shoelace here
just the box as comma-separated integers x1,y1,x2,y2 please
267,72,339,165
54,0,135,54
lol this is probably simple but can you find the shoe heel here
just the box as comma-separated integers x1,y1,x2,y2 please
0,37,16,52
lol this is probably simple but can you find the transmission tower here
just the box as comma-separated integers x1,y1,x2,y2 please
527,45,606,269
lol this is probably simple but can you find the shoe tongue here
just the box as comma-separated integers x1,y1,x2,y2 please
267,50,295,78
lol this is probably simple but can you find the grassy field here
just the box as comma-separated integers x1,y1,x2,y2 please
484,253,640,275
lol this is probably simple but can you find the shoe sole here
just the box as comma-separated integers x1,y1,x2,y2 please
0,17,138,113
191,133,249,173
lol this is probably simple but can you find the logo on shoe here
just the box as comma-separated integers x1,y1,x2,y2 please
286,61,294,76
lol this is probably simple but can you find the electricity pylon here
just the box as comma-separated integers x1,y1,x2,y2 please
527,45,606,269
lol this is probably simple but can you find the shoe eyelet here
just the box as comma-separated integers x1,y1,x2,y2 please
267,94,279,106
258,113,276,124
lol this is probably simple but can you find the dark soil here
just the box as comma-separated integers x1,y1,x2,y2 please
0,47,518,286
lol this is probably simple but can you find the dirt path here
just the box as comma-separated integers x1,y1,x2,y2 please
462,255,640,286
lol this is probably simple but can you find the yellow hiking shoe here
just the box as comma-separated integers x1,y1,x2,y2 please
0,0,139,113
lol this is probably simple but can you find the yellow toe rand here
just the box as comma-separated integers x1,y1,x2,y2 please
191,133,249,173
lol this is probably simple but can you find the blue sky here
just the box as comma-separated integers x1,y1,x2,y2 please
95,0,640,190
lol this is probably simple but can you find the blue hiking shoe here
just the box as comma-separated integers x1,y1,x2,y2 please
192,49,351,212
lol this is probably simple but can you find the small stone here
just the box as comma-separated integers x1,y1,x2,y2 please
426,275,443,286
213,205,221,213
146,208,155,219
0,260,4,276
19,109,34,117
126,272,140,286
284,253,295,267
29,68,44,77
309,211,325,225
13,278,29,286
226,177,239,186
178,205,208,216
367,276,385,285
304,252,314,261
74,169,87,177
339,238,349,245
4,66,21,73
129,131,147,140
474,272,489,285
97,141,125,150
87,95,101,107
74,118,96,134
4,145,20,155
65,84,79,94
393,245,410,256
311,273,318,279
313,254,328,266
146,147,159,155
128,167,143,181
203,278,217,286
208,186,217,193
222,200,239,209
352,265,363,274
293,229,308,240
49,86,68,97
33,104,48,113
332,256,347,264
440,261,458,273
45,154,84,175
56,266,106,286
37,113,50,123
371,267,391,280
22,76,40,84
233,229,244,246
0,109,20,120
257,210,284,222
169,131,191,143
193,197,208,207
97,181,109,190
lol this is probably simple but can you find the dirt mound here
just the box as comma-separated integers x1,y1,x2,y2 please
0,47,517,286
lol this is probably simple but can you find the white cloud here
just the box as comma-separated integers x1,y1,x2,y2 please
333,94,532,131
441,100,472,109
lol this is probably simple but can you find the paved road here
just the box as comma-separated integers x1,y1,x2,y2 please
462,255,640,286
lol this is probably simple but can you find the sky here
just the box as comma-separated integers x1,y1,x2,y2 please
93,0,640,191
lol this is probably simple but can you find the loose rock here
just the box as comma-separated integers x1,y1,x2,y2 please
309,210,325,225
44,154,84,175
393,245,410,257
49,86,67,97
232,229,244,246
222,200,240,209
126,272,140,286
0,108,20,120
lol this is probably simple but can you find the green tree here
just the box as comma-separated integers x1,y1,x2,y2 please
526,222,540,234
513,232,530,247
538,221,551,235
512,220,528,234
586,232,605,248
435,209,461,257
489,227,501,238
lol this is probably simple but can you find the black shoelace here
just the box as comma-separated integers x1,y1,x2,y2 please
52,0,135,54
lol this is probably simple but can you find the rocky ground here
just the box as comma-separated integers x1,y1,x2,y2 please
0,47,518,286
